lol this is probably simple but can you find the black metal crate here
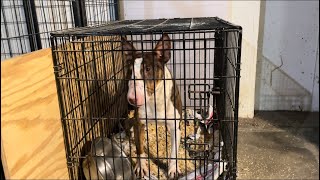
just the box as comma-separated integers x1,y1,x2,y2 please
51,17,242,180
1,0,118,61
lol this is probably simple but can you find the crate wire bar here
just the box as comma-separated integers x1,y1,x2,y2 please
1,0,119,61
51,17,242,180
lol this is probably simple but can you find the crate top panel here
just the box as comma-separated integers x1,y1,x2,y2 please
51,17,241,37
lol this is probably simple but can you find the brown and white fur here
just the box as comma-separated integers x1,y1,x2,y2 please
122,34,182,179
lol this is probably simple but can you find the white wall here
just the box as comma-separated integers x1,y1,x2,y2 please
122,1,229,20
255,1,319,111
120,0,261,118
228,1,261,118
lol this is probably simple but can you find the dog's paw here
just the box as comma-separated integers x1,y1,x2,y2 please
168,164,181,179
134,159,148,178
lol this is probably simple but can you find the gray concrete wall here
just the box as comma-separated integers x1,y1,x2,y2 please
255,1,319,111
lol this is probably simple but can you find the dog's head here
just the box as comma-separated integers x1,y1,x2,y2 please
122,34,171,107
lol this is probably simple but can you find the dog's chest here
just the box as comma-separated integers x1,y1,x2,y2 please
139,87,175,123
138,69,179,125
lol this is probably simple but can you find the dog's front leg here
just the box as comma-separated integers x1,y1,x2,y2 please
133,120,148,178
168,121,181,179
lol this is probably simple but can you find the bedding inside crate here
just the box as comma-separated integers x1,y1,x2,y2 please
112,109,223,179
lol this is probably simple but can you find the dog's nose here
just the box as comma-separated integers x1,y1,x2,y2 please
128,97,137,105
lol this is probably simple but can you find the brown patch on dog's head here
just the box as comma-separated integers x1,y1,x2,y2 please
142,34,172,95
154,34,171,63
121,36,137,79
140,53,164,95
121,36,137,60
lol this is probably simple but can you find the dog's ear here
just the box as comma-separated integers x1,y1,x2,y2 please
121,36,136,61
154,34,171,64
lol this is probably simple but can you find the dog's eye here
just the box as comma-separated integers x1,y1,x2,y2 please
146,67,151,72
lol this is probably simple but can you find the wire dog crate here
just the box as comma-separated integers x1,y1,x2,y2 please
51,17,242,180
1,0,118,61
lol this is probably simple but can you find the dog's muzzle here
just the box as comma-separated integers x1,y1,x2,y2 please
127,80,145,107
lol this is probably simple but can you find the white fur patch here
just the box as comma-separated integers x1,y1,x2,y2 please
133,58,143,79
127,58,145,106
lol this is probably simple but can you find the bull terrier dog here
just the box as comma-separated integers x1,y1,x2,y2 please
122,34,182,179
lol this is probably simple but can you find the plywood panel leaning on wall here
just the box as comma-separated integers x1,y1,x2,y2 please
1,48,69,179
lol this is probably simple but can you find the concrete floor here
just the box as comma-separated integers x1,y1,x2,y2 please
237,111,319,179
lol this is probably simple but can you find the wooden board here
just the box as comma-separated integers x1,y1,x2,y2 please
1,48,69,179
